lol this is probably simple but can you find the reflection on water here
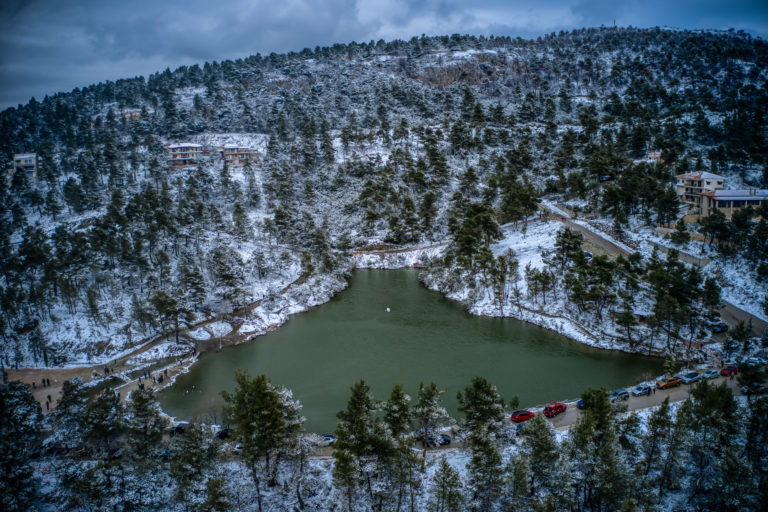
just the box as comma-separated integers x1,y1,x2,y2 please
159,269,662,432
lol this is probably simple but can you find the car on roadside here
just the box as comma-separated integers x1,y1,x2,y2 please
321,434,336,446
702,369,720,379
720,365,739,376
576,399,584,409
656,376,683,390
543,402,567,418
631,384,652,397
711,322,729,333
682,372,701,384
427,434,452,447
704,317,722,327
609,389,630,402
216,428,231,440
511,410,534,423
169,421,190,436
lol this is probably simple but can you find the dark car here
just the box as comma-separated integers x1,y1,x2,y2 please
720,365,739,376
711,322,729,333
543,402,567,418
609,389,629,402
169,422,189,436
216,428,231,440
577,399,584,409
511,410,534,423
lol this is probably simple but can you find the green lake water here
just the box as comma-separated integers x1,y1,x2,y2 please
159,269,663,433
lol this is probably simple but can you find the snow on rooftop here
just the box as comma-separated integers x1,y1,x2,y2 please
675,171,726,180
167,142,202,148
701,188,768,200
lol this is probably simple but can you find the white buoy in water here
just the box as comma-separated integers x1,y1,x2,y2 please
386,307,391,313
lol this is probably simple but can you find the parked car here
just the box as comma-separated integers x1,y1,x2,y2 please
704,317,722,327
427,434,452,447
702,369,720,379
609,389,630,402
631,384,652,397
216,428,231,440
543,402,567,418
682,372,701,384
656,376,683,389
321,434,336,446
711,322,729,333
720,365,739,376
511,410,534,423
169,421,190,436
577,399,584,409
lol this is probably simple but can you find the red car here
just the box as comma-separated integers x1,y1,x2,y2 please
720,365,739,376
543,402,567,418
511,410,534,423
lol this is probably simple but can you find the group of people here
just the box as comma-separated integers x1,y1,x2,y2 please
31,377,52,389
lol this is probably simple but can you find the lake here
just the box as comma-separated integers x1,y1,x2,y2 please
159,269,663,432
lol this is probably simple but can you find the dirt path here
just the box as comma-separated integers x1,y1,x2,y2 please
6,274,309,413
548,375,742,431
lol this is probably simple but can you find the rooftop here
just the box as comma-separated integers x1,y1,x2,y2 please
701,189,768,200
675,171,726,180
14,153,37,159
168,143,202,149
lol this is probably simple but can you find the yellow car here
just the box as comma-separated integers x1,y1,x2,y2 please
656,376,683,390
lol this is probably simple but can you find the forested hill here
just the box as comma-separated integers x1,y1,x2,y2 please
1,27,767,366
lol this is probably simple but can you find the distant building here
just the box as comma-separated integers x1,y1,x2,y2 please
167,143,203,168
13,153,38,180
647,150,662,162
700,189,768,219
675,171,726,215
218,145,260,167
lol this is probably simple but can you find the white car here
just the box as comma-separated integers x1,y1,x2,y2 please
702,369,720,379
681,372,700,384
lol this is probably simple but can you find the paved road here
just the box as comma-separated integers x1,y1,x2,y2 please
539,204,767,337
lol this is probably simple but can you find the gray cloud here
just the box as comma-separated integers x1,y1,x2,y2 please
0,0,766,109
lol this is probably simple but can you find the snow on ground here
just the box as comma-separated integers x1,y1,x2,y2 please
493,219,558,270
125,340,193,365
352,244,447,269
637,225,768,322
207,321,233,338
187,327,211,340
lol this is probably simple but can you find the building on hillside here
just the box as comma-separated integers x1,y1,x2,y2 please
218,145,260,167
167,143,203,168
699,189,768,219
675,171,726,215
13,153,38,180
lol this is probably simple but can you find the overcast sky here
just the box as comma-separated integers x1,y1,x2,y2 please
1,0,766,110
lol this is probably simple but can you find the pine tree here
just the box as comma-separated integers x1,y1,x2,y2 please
413,382,451,460
519,412,559,495
0,382,41,512
384,383,411,436
221,371,304,511
670,218,690,246
125,388,166,461
456,376,505,433
201,477,230,512
428,458,464,512
170,423,212,506
82,390,123,454
466,426,504,512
